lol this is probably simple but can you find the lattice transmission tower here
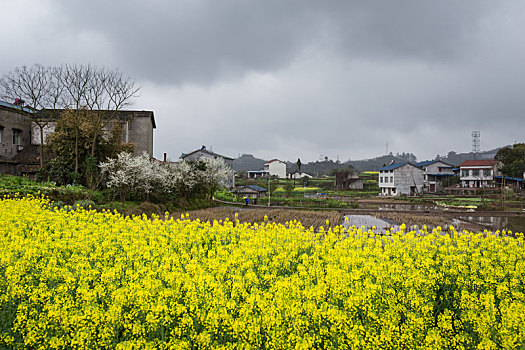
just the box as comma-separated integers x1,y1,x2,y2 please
472,130,480,155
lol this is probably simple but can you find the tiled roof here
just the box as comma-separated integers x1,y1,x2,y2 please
459,160,499,167
264,159,284,164
247,185,267,192
38,109,156,128
417,160,454,167
0,101,35,114
180,148,234,161
379,162,409,171
416,160,435,167
235,185,267,192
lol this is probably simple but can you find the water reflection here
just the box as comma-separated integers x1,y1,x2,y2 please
458,216,525,233
344,215,399,232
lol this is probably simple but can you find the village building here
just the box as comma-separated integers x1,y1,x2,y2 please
180,145,234,166
1,101,156,176
232,185,267,203
494,175,524,191
416,160,456,192
264,159,287,178
289,172,313,179
378,163,424,196
247,170,269,179
334,170,364,190
459,160,501,188
180,145,235,187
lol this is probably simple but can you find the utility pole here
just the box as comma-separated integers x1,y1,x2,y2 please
268,177,271,206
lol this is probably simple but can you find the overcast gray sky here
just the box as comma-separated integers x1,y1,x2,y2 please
1,0,524,162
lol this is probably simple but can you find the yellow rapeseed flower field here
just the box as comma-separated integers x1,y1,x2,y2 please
1,196,525,349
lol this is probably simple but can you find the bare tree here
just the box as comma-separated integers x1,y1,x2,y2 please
0,65,53,168
2,64,140,175
60,65,140,172
84,67,140,158
60,64,95,173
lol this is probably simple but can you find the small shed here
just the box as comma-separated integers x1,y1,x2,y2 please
335,170,363,190
233,185,267,200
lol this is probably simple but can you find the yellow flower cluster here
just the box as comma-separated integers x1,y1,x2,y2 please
1,196,524,349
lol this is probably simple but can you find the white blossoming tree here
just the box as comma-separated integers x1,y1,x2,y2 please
100,152,233,203
196,157,234,198
99,151,166,203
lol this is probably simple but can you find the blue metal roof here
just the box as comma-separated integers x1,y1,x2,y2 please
247,185,267,192
0,101,35,114
416,160,435,167
379,162,409,171
237,185,267,192
494,175,523,182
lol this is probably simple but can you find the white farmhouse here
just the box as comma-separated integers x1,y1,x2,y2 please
264,159,287,178
459,160,500,188
378,163,424,196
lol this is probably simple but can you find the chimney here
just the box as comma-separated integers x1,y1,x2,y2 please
163,152,167,162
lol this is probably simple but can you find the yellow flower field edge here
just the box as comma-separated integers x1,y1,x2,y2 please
1,196,525,349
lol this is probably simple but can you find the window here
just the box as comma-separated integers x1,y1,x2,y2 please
390,176,393,183
0,126,3,143
392,188,396,194
461,170,468,177
12,129,21,145
380,177,383,183
472,169,480,177
483,169,491,177
385,177,388,183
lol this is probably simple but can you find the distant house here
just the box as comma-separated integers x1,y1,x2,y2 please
180,145,234,167
1,100,156,176
290,172,313,179
247,170,269,179
378,163,424,196
494,175,524,191
335,170,363,190
459,160,501,188
180,145,235,187
233,185,267,201
416,160,456,192
264,159,287,178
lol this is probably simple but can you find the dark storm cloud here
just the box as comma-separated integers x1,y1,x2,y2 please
1,0,524,162
55,0,491,85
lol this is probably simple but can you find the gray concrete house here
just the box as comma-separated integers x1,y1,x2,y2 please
1,100,156,176
32,109,156,156
416,160,456,193
335,170,364,190
0,101,34,175
378,163,424,196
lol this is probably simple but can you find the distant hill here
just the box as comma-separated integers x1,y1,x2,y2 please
346,153,417,172
433,147,504,166
286,160,354,177
233,146,507,175
233,154,266,172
